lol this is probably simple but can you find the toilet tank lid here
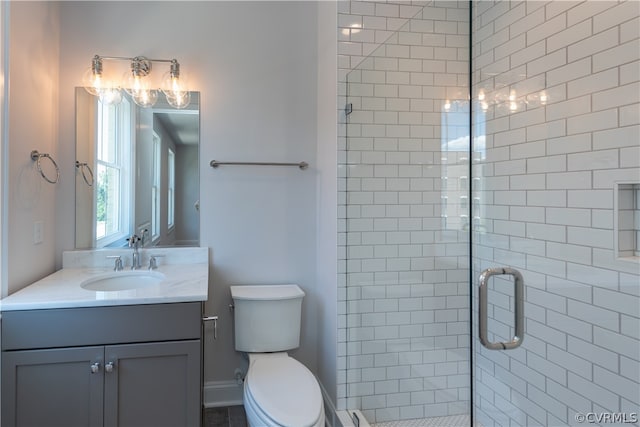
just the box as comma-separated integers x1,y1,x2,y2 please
230,284,305,301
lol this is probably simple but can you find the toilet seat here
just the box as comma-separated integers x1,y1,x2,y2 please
244,353,324,427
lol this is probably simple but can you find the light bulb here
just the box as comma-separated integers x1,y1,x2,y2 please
161,60,191,109
82,55,104,96
165,90,191,109
444,100,451,111
124,57,158,108
478,90,485,101
132,88,158,108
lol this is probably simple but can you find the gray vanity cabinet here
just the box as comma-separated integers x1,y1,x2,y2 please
2,346,105,426
1,302,202,427
103,340,201,427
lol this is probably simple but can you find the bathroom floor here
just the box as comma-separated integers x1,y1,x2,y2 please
203,406,248,427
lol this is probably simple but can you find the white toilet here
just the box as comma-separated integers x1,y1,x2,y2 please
230,284,325,427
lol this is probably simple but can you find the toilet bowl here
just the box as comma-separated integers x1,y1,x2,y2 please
243,353,324,427
230,285,325,427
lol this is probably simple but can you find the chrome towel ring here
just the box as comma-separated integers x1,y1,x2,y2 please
30,150,60,184
75,161,94,187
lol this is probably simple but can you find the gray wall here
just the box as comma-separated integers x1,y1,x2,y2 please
5,2,60,295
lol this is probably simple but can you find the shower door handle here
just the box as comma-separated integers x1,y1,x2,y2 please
478,267,524,350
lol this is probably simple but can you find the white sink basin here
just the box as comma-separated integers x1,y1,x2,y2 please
81,271,166,292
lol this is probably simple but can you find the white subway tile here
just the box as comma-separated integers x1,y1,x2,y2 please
620,147,640,169
593,168,640,189
593,1,640,33
548,19,592,53
567,262,619,290
567,1,613,26
526,254,566,278
568,67,618,99
546,207,591,227
528,190,567,207
528,155,567,174
621,356,640,383
494,159,526,176
546,134,591,155
527,13,567,45
594,365,640,404
526,223,566,243
567,189,613,209
546,95,591,122
594,82,640,113
547,378,591,415
594,287,640,318
567,149,618,171
527,351,567,381
568,27,619,63
434,20,459,35
510,40,546,69
375,3,399,18
547,242,592,265
595,326,640,361
593,126,640,150
620,104,640,127
510,174,546,190
593,39,640,73
568,109,619,135
567,226,613,249
568,372,619,411
527,49,567,77
510,205,546,223
621,15,640,43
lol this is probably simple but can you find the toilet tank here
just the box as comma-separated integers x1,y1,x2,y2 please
230,284,305,353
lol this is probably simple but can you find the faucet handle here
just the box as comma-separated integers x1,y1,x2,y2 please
126,235,141,248
106,255,123,271
148,255,165,270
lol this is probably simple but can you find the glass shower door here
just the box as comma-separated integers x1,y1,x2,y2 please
341,3,473,424
471,2,640,426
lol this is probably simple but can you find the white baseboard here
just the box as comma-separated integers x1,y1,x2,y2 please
319,381,338,427
203,380,244,408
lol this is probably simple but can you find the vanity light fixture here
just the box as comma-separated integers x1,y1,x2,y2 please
82,54,190,109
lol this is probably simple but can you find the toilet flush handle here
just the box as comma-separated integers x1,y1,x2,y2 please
203,315,219,340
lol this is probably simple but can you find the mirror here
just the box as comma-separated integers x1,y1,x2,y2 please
75,88,200,249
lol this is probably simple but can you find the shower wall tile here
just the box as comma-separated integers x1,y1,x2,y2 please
473,1,640,426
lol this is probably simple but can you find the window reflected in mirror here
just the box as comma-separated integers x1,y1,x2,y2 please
96,97,132,247
75,88,200,249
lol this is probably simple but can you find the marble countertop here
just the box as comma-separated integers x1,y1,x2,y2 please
0,247,209,311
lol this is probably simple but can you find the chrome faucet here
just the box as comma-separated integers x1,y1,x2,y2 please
127,235,142,270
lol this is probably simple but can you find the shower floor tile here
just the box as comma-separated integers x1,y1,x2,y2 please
374,414,479,427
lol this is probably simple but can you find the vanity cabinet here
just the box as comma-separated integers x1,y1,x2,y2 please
1,302,202,427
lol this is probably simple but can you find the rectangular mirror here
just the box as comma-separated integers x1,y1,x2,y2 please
75,88,200,248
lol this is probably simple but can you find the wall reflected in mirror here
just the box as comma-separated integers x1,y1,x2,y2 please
75,88,200,249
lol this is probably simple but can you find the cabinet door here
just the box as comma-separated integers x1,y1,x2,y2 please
2,346,104,427
103,340,201,427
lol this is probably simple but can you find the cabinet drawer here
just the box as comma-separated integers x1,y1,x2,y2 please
2,302,202,350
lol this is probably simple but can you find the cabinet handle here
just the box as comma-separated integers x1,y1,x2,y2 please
90,362,100,374
105,362,115,373
203,315,219,340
